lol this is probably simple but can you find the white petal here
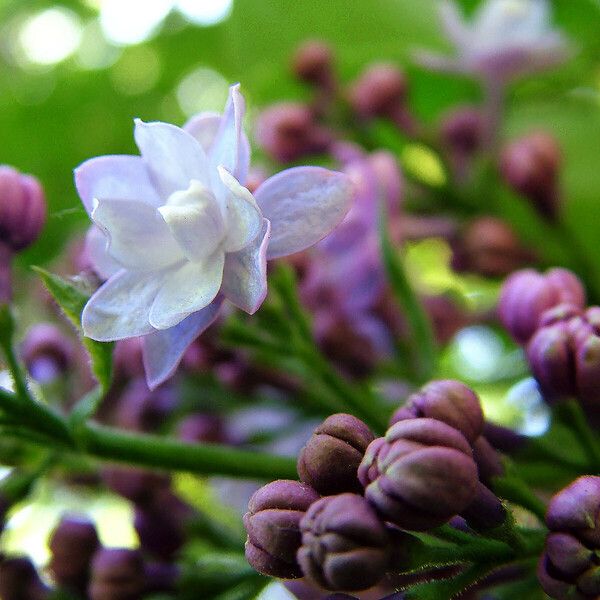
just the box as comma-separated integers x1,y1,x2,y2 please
134,119,210,199
82,269,167,341
439,0,470,46
159,181,225,262
184,112,222,151
142,297,224,390
149,251,225,329
84,226,122,280
218,167,262,253
74,155,161,215
92,198,183,271
222,218,270,314
254,166,354,259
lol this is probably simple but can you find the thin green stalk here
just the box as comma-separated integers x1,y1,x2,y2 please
0,306,32,405
556,399,600,469
492,476,547,523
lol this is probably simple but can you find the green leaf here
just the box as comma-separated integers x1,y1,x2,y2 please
32,267,113,395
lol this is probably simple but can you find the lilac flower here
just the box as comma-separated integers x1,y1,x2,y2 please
418,0,568,82
75,84,353,389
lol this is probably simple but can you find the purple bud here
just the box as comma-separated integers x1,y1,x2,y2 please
0,557,49,600
144,562,179,595
471,436,505,484
358,419,479,530
498,268,585,344
48,514,100,593
538,476,600,599
440,106,484,157
244,480,320,579
451,217,529,278
390,380,484,444
460,483,506,530
88,548,145,600
101,466,171,506
298,493,390,591
112,338,145,381
501,132,561,220
482,421,526,454
292,40,335,88
0,166,47,252
21,324,74,384
176,413,226,444
297,413,375,495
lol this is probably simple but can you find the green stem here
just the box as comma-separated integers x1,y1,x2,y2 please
0,305,32,405
556,399,600,469
491,476,547,523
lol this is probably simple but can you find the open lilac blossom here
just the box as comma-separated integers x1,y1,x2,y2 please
75,84,353,389
417,0,568,83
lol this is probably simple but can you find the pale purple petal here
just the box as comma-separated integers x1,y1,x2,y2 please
92,198,183,271
184,112,222,151
218,167,262,253
74,155,161,214
222,218,270,314
82,269,168,341
439,0,470,46
254,166,354,259
134,120,210,199
84,226,122,280
142,296,224,390
149,251,225,329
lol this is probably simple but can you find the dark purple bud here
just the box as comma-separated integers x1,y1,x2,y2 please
292,40,335,88
21,324,74,384
101,466,171,506
176,413,226,444
298,493,390,591
349,64,407,119
112,338,145,381
390,380,484,444
144,562,179,594
471,436,505,484
0,557,49,600
0,166,47,252
460,483,506,530
498,268,585,344
482,421,526,454
255,103,331,163
244,479,320,579
368,151,403,214
440,106,484,156
358,419,479,530
451,217,529,278
297,413,375,495
501,132,561,220
48,514,100,593
88,548,145,600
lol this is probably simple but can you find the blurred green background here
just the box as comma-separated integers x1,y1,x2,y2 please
2,0,600,268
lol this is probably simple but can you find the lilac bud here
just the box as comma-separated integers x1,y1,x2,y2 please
244,480,320,579
501,132,561,220
88,548,145,600
176,413,226,444
298,493,390,591
101,466,171,506
297,414,375,495
482,421,526,454
440,106,483,156
358,419,479,530
390,380,484,444
112,338,145,381
538,476,600,599
0,166,47,252
498,268,585,344
144,562,179,594
21,324,74,384
0,557,49,600
292,40,335,88
48,514,100,593
451,217,529,278
471,436,505,484
460,483,506,531
349,64,407,119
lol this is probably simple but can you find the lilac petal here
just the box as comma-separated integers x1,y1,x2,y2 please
134,120,210,199
84,226,122,280
74,155,161,215
142,297,224,390
218,167,262,253
254,166,354,259
439,0,470,46
82,269,167,341
149,251,225,329
222,218,270,314
92,198,183,271
183,112,222,151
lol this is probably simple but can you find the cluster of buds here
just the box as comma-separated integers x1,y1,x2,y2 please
538,476,600,599
244,380,508,593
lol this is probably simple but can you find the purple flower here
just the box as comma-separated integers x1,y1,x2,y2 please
75,84,353,389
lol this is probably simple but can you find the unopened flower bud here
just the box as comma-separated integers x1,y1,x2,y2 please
358,418,479,530
244,480,320,578
21,324,73,384
390,380,484,444
498,268,585,344
0,166,47,252
88,548,145,600
298,493,390,591
451,217,529,278
255,103,331,163
482,421,526,454
501,132,561,220
101,466,171,506
460,483,506,531
471,436,505,484
538,476,600,599
292,40,335,88
440,106,483,156
48,514,100,593
0,557,49,600
297,413,374,495
176,413,226,444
